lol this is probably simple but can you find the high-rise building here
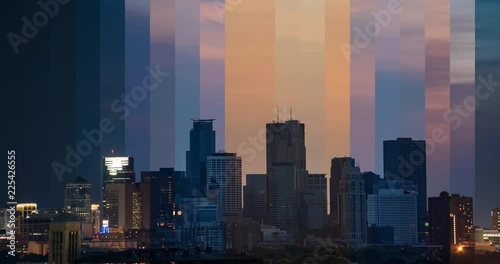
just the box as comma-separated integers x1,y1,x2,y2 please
206,153,242,218
337,161,367,245
103,182,137,231
266,119,307,188
383,138,426,242
267,163,298,231
141,168,176,232
243,174,266,222
299,174,327,231
492,206,500,231
15,203,38,243
91,204,100,236
362,171,381,195
48,213,81,264
103,156,135,184
132,186,143,230
186,119,216,195
450,194,474,245
102,156,135,227
329,157,355,226
367,188,418,245
65,176,92,223
428,192,474,256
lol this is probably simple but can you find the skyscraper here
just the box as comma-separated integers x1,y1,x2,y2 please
102,156,135,226
102,156,135,185
428,192,474,257
299,174,327,231
266,119,307,188
103,182,136,231
64,176,92,223
243,174,267,222
329,157,355,226
206,153,242,218
367,188,418,245
383,138,426,242
336,161,367,245
141,168,176,232
267,163,298,231
91,204,100,236
186,119,216,196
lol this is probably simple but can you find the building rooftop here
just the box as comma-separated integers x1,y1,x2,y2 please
71,175,89,183
51,212,80,223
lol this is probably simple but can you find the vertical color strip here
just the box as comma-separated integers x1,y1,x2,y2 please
450,0,475,197
475,0,500,228
226,0,275,178
325,0,350,162
350,0,376,172
400,0,425,140
125,0,150,176
375,0,400,175
150,0,175,170
299,0,325,174
175,0,201,170
425,0,450,197
200,0,225,152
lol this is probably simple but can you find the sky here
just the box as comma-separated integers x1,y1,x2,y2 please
122,0,484,226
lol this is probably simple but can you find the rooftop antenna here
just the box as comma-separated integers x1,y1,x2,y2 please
290,107,293,120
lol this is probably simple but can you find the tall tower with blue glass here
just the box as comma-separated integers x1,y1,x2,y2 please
186,119,216,196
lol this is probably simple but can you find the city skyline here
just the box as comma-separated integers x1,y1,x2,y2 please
3,0,500,262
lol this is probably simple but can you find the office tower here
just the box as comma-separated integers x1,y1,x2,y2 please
428,192,451,250
178,198,224,250
206,153,243,218
299,174,327,231
16,203,38,218
337,162,367,245
267,163,298,231
243,174,267,221
15,203,38,244
266,119,307,188
102,156,135,227
492,206,500,231
329,157,355,225
362,171,381,195
383,138,426,242
103,156,135,184
367,189,418,245
48,213,81,264
429,192,474,256
132,186,143,230
65,176,92,223
103,182,136,231
330,158,367,244
91,204,100,236
141,168,176,232
18,210,60,244
174,171,191,199
186,119,216,195
450,194,474,245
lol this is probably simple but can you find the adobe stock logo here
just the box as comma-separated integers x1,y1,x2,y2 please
7,0,70,54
